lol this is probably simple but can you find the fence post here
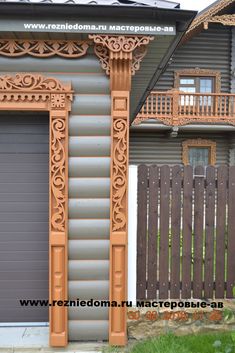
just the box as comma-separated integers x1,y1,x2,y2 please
128,165,138,305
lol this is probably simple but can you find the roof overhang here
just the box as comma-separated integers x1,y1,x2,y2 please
182,0,235,44
0,1,196,122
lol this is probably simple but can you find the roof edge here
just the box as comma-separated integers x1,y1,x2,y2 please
183,0,235,42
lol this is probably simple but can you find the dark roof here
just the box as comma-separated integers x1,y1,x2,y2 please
0,0,180,7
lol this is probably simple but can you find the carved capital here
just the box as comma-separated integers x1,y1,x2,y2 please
89,35,154,90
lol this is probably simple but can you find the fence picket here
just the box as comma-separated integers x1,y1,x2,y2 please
227,166,235,298
182,166,193,299
204,166,215,299
136,164,232,301
136,164,148,299
159,165,170,299
215,165,228,298
147,165,159,299
170,165,182,298
193,166,205,298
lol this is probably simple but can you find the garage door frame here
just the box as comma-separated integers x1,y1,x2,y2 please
0,73,73,347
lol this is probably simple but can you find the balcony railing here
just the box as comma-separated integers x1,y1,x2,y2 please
134,90,235,126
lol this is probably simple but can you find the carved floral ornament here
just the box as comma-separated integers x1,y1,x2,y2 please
0,39,90,58
89,34,154,76
0,73,73,110
186,0,235,35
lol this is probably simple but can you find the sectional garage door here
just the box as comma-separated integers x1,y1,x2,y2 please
0,112,49,323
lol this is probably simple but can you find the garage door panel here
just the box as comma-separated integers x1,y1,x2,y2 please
0,163,48,173
0,251,48,261
0,113,49,323
0,232,48,241
0,213,48,222
0,261,48,271
0,193,48,202
0,222,48,233
0,310,48,323
0,183,48,194
0,202,48,213
0,288,48,299
0,173,48,183
0,134,48,144
0,154,48,164
0,241,48,251
0,280,48,290
0,270,48,281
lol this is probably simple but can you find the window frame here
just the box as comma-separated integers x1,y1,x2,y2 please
182,139,216,166
174,68,221,93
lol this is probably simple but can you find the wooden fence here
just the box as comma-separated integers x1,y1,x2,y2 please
137,164,235,300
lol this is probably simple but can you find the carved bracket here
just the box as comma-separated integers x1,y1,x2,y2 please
0,39,90,58
89,34,154,90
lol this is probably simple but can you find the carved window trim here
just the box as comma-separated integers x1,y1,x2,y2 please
175,68,221,93
182,138,216,166
0,73,73,347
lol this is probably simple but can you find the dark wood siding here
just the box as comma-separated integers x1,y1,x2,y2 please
232,27,235,93
130,131,231,165
156,25,231,93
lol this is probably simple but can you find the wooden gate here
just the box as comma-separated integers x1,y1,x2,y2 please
137,164,235,300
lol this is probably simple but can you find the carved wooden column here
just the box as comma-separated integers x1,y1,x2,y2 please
49,103,69,346
90,35,153,346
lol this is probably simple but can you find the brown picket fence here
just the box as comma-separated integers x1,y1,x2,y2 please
136,164,235,300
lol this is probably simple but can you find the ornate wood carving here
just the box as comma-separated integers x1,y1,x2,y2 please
0,73,72,347
174,68,221,93
89,34,154,89
90,34,153,346
0,39,90,58
182,139,216,166
204,14,235,29
185,0,235,38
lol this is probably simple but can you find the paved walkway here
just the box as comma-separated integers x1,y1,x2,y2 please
0,327,107,353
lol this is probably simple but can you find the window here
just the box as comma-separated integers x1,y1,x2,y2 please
182,139,216,167
175,69,221,107
175,68,221,93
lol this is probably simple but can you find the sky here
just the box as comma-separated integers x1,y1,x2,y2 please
178,0,215,11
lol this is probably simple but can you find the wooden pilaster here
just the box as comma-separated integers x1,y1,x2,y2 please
89,34,153,346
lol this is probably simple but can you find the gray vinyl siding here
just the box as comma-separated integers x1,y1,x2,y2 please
0,50,110,340
0,113,49,323
130,131,231,166
156,25,231,93
232,27,235,93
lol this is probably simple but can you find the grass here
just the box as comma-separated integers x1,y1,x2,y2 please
103,332,235,353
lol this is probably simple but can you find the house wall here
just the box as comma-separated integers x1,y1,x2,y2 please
129,131,232,166
156,25,231,93
0,49,111,341
232,27,235,93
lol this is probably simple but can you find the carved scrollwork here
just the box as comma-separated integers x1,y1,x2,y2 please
51,116,66,232
0,39,90,58
204,14,235,29
0,73,69,91
90,34,154,77
112,118,128,232
186,0,235,36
